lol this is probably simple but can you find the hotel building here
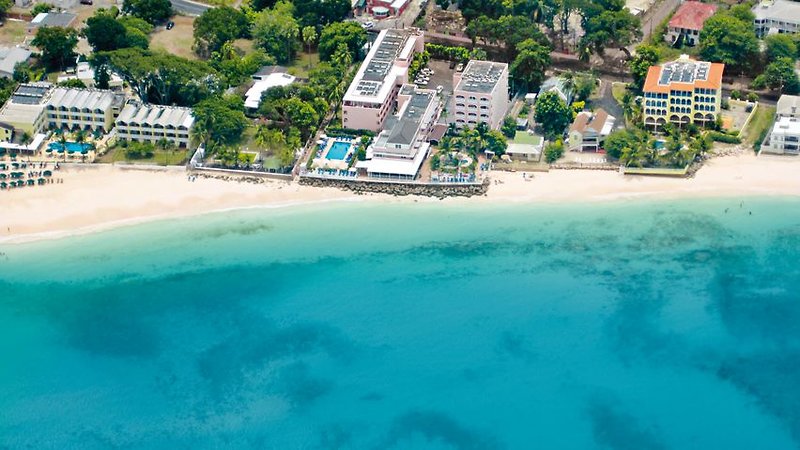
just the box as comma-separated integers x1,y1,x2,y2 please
452,60,509,130
356,84,441,179
45,87,124,133
114,103,194,148
761,95,800,155
342,28,424,132
0,83,50,137
753,0,800,37
642,55,724,129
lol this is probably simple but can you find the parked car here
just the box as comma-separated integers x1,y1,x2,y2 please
362,21,374,29
80,0,93,4
166,21,175,30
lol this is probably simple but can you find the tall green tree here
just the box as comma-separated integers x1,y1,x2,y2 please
765,34,798,63
318,21,365,62
510,38,551,90
534,91,571,139
629,45,659,90
192,95,248,149
301,25,317,69
753,57,800,94
83,14,130,52
193,6,249,58
122,0,173,24
699,14,758,71
252,1,299,64
31,26,78,71
293,0,350,28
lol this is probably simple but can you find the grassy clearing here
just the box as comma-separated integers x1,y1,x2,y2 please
611,82,628,105
287,52,320,78
741,104,776,147
0,21,26,46
95,147,191,165
150,16,198,61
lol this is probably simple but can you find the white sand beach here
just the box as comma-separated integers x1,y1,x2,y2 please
1,153,799,243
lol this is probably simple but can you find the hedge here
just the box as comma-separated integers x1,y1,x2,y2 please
707,131,741,144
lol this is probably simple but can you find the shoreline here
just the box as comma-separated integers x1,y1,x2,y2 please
2,153,799,245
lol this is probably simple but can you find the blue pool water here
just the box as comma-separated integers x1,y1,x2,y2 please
48,141,92,153
326,140,351,160
2,198,800,448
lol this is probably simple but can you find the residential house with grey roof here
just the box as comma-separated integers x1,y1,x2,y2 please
452,60,509,129
0,47,31,78
114,103,195,148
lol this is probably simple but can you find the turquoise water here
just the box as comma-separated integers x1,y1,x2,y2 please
326,141,352,160
48,141,92,153
2,198,800,449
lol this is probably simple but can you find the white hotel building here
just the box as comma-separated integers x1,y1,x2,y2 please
114,103,194,148
356,84,441,180
342,28,424,132
452,60,509,130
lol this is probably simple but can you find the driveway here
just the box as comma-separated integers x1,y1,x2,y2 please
593,79,626,130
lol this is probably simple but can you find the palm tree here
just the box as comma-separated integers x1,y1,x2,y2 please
157,137,170,165
302,26,317,70
561,71,576,99
59,133,67,161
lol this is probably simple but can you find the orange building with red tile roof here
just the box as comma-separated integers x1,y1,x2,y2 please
642,55,724,129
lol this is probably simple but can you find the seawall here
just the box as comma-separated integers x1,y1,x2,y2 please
299,176,489,198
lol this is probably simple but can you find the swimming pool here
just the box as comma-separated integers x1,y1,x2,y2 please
325,141,351,160
48,142,92,153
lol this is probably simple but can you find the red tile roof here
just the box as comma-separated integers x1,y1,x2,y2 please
668,1,717,31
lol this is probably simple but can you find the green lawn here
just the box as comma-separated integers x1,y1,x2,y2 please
742,104,776,147
611,82,628,105
95,147,191,165
287,52,320,78
511,132,543,146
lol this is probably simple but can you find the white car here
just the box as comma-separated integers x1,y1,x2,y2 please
362,21,374,29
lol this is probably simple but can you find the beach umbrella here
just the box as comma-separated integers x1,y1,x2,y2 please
26,179,34,186
43,170,52,177
38,178,45,185
0,173,5,179
57,147,65,153
46,147,53,153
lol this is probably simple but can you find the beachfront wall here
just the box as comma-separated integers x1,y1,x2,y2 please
299,175,488,198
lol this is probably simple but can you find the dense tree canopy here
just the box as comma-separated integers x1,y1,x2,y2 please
84,12,150,52
318,21,366,62
534,91,571,139
252,1,299,64
629,45,660,90
466,15,551,61
699,13,758,70
580,8,640,56
193,7,249,58
32,26,78,71
210,42,275,86
765,34,797,63
192,95,249,149
510,38,551,90
122,0,173,24
754,57,800,94
293,0,350,28
96,48,221,106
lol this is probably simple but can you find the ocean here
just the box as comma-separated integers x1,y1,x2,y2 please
1,198,800,449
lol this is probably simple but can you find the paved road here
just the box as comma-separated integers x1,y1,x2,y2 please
171,0,211,16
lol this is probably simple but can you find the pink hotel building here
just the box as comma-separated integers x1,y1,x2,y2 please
342,28,424,132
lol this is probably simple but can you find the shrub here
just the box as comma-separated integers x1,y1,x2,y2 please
544,139,565,163
707,131,741,144
747,92,759,103
721,98,730,110
125,141,155,158
730,90,741,100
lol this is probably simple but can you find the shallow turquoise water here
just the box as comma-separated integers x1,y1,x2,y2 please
2,198,800,449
